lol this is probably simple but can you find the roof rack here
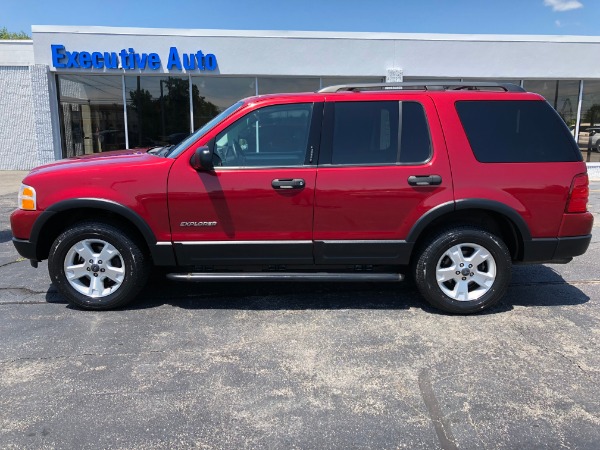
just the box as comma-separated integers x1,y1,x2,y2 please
318,81,525,93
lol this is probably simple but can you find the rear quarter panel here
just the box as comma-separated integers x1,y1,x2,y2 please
435,92,587,238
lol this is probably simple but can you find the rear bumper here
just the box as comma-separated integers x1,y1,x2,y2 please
521,234,592,263
554,235,592,259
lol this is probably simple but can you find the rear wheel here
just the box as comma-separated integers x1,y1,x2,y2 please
48,222,150,310
414,226,511,314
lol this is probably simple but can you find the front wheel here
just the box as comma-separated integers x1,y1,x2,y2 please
414,226,511,314
48,222,150,310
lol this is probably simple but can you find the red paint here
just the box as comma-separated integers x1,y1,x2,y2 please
11,89,593,263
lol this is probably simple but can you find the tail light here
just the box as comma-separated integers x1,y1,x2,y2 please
566,173,589,213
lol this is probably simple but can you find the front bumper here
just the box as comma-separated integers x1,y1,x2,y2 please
10,209,44,263
12,237,39,261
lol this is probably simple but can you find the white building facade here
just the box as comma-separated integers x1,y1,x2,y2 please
1,25,600,170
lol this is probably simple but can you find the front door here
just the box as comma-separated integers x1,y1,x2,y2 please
168,102,322,266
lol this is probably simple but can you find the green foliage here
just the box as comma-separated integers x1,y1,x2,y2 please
128,77,219,146
584,104,600,126
0,27,31,40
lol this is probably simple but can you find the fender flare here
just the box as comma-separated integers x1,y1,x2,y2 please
27,198,180,266
406,199,531,243
31,198,158,247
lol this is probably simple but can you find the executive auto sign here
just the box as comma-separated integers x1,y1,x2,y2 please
50,44,217,71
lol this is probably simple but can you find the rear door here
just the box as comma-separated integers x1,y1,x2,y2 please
313,94,454,265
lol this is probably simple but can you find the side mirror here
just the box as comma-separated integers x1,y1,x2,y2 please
190,146,214,171
590,130,597,136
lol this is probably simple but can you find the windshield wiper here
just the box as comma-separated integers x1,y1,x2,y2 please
148,145,174,157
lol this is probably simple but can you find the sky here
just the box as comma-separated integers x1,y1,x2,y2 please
2,0,598,37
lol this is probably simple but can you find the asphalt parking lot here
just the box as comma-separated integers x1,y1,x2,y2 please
1,172,600,449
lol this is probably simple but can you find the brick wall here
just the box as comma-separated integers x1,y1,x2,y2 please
0,66,38,170
30,65,58,166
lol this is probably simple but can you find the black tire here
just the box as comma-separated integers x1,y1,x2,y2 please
48,222,150,310
414,226,511,314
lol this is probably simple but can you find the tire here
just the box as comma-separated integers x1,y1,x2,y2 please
48,222,150,310
414,226,511,314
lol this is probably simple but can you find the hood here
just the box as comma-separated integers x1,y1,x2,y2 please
27,149,156,175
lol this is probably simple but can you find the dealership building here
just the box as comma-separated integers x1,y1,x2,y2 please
1,25,600,170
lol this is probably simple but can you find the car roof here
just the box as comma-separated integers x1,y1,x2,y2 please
240,89,545,106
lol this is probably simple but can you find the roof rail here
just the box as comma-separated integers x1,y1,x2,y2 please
318,81,525,93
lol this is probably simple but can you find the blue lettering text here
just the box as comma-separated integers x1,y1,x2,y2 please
50,45,215,72
51,44,67,68
148,53,161,70
205,53,217,71
167,47,182,70
79,51,92,69
104,52,119,69
91,52,104,69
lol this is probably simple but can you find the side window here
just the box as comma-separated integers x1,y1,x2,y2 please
330,101,431,165
214,103,313,167
456,100,581,163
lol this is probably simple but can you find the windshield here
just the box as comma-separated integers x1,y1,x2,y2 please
167,101,245,158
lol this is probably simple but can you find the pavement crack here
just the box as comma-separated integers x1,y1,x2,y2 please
0,348,200,366
0,287,50,304
462,396,487,448
0,258,26,268
0,287,45,294
511,280,600,287
512,326,594,381
0,301,49,305
418,368,459,450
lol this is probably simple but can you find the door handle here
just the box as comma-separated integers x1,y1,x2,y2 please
407,175,442,186
272,178,306,190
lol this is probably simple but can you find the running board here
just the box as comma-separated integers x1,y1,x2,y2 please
166,272,404,282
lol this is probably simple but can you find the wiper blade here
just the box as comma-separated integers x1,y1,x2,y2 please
148,145,174,157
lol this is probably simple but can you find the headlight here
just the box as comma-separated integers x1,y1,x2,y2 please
18,184,36,211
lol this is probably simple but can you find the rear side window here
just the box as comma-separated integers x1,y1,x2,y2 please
329,101,431,165
456,100,581,163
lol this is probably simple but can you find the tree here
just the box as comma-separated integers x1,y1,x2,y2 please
129,88,158,147
0,27,31,40
584,104,600,127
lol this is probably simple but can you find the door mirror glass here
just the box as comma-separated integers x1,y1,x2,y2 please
190,146,214,171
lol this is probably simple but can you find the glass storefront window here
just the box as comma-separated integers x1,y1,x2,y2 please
523,80,579,127
57,74,124,157
57,74,598,162
257,77,320,95
577,80,600,159
191,77,256,130
403,77,462,82
125,76,190,148
461,78,521,86
321,77,385,89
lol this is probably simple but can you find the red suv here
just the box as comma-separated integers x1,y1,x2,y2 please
10,82,593,313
